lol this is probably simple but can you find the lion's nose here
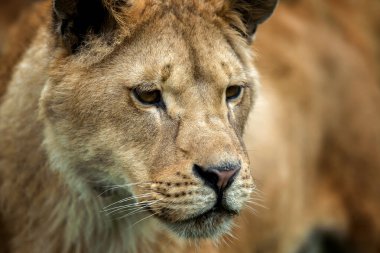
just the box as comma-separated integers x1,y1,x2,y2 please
193,162,241,192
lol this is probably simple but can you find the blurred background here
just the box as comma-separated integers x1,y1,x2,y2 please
0,0,36,53
1,0,379,253
238,1,380,252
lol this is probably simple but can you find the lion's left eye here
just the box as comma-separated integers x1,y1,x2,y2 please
226,85,243,101
133,89,162,106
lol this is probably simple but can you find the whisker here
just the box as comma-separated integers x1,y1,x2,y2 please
231,220,241,230
221,235,232,248
117,198,164,219
245,200,268,210
244,204,259,216
103,193,153,209
248,193,265,199
129,213,156,228
103,197,155,210
96,182,151,197
104,200,157,214
225,231,238,241
251,187,265,196
247,197,266,204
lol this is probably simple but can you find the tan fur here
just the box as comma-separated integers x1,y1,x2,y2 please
0,0,261,252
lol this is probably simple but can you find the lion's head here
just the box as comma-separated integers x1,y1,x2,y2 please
39,0,277,239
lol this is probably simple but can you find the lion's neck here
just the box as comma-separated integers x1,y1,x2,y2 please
49,163,163,252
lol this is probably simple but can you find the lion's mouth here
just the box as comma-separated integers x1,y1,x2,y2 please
155,205,239,238
175,206,238,224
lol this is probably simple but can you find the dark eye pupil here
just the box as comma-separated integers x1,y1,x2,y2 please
226,86,242,100
134,89,162,105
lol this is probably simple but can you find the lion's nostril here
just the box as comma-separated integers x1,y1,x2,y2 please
193,162,241,192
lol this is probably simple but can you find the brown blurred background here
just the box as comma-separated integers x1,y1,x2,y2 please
0,0,37,53
1,0,379,253
236,1,380,252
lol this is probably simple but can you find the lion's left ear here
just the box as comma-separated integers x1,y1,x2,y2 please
230,0,279,39
53,0,119,53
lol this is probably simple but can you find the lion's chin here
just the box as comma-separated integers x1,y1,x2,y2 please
160,208,238,239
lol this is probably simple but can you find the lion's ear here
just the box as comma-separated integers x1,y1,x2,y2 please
53,0,118,53
231,0,278,39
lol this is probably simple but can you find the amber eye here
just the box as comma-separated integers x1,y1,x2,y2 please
133,88,162,106
226,85,243,101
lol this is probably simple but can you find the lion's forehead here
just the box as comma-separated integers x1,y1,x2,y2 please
99,14,248,90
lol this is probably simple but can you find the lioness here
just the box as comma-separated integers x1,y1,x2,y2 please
0,0,277,252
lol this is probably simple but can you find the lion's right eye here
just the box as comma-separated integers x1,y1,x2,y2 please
226,85,243,101
133,89,162,106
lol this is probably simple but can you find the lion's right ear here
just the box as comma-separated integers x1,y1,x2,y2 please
53,0,119,53
230,0,279,40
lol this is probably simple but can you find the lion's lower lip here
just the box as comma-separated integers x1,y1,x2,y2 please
159,206,237,238
175,206,238,224
169,206,234,223
152,204,238,225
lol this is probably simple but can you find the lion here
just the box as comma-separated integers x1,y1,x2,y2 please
0,0,278,252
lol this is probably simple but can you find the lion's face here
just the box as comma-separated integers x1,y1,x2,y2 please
40,0,277,238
